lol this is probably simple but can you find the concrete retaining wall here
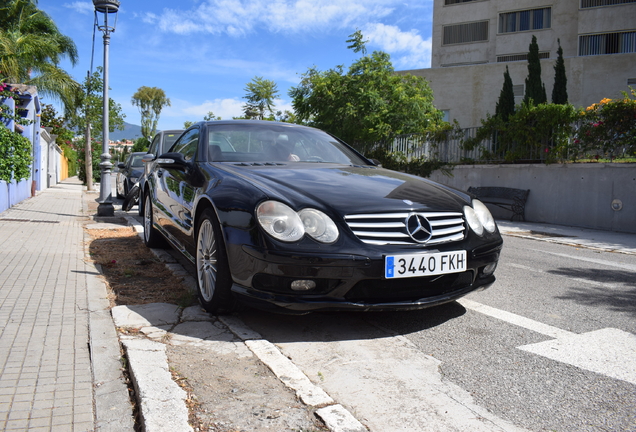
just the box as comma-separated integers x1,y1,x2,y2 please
429,163,636,234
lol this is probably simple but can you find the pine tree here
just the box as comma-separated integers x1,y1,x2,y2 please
496,66,515,121
524,35,547,105
551,40,568,104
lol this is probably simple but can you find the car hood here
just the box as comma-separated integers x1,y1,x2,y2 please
217,163,469,215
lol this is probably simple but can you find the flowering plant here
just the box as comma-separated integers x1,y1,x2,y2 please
576,88,636,158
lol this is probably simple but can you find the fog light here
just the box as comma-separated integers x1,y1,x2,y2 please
291,280,316,291
482,262,497,276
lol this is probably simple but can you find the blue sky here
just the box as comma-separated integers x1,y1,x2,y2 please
40,0,434,132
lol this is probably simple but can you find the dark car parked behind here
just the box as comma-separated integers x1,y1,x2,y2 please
115,152,146,198
137,129,184,215
142,121,503,314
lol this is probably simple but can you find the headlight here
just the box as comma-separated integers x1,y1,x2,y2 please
256,201,339,243
257,201,304,242
299,208,339,243
464,205,484,236
472,199,497,233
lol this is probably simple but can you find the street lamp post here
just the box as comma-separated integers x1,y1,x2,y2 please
94,0,120,216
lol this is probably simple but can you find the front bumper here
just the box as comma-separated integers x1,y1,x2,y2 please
230,240,502,313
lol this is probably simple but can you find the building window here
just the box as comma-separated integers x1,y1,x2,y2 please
581,0,636,8
579,31,636,55
441,110,450,122
513,85,525,98
499,8,551,34
443,21,489,45
445,0,481,4
628,78,636,85
497,52,550,62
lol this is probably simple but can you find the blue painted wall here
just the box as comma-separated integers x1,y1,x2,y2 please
0,87,42,214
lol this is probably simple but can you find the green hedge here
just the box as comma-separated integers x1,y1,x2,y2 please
0,126,32,182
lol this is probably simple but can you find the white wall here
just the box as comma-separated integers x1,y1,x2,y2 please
400,53,636,129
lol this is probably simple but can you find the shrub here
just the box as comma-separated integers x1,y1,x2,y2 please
463,102,581,163
0,126,32,182
575,89,636,159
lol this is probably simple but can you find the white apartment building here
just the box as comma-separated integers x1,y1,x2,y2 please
399,0,636,128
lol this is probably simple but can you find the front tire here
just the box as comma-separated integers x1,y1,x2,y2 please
122,185,139,212
196,208,235,314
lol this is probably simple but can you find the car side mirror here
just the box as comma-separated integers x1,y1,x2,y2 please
117,162,125,169
142,154,155,163
370,158,382,167
157,152,190,171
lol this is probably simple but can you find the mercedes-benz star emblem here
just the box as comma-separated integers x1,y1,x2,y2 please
405,213,432,243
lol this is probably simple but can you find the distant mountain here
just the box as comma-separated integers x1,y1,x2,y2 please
111,122,142,141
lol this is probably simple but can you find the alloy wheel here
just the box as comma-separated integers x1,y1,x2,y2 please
197,219,218,302
144,195,152,243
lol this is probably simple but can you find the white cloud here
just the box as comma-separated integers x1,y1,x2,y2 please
63,1,94,15
161,97,294,126
140,12,158,25
364,23,431,69
273,98,294,115
167,98,245,121
145,0,397,36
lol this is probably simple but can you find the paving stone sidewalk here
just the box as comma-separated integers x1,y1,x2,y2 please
0,178,133,432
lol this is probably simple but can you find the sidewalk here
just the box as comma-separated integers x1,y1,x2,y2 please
496,220,636,254
0,178,133,431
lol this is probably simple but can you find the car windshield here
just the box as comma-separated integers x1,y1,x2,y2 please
162,133,181,154
131,155,144,167
205,123,369,165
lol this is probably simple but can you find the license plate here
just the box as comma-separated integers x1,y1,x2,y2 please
385,250,467,279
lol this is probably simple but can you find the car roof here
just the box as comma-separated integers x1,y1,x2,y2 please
196,120,323,133
201,120,298,127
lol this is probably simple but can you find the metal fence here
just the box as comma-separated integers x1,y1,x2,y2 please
388,128,565,164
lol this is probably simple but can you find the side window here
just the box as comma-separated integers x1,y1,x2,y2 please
172,128,199,161
148,134,160,155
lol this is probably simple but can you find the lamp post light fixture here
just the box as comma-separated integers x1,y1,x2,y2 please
93,0,120,216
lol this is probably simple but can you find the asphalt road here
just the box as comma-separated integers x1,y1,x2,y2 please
238,234,636,432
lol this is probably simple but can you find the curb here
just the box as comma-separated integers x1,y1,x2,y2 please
121,337,192,432
219,315,368,432
82,192,136,431
117,209,368,432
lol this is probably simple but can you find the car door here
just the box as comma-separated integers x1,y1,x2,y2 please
146,133,161,178
154,128,200,250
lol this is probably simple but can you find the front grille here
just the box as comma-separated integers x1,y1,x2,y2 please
344,212,465,245
345,271,475,303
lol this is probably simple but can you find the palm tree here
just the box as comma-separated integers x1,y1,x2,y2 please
0,0,81,113
243,76,279,120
